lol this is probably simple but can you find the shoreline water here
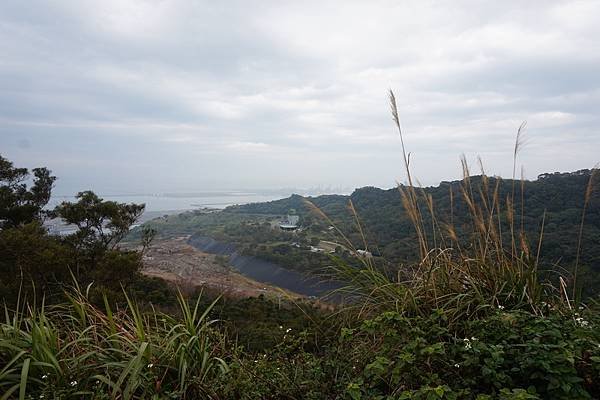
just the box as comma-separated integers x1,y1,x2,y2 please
48,191,290,213
45,191,290,234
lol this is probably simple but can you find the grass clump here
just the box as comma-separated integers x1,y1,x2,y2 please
2,291,599,399
324,91,598,325
0,287,227,399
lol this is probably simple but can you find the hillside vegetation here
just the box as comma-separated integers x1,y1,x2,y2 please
139,169,600,296
232,171,600,268
2,91,600,398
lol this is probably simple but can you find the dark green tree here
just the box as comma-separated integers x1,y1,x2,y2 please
53,191,145,251
50,191,146,291
0,155,161,305
0,222,71,301
0,154,55,228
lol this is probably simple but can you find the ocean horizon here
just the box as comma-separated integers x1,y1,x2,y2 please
48,191,289,214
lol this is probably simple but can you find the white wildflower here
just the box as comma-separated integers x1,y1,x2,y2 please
279,325,283,329
147,363,154,369
286,328,292,333
70,380,78,387
498,305,505,310
575,317,589,327
463,338,472,350
41,374,48,380
454,363,460,368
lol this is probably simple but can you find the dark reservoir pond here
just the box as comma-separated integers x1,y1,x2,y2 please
188,235,343,298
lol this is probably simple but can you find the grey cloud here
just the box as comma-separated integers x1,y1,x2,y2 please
0,0,599,195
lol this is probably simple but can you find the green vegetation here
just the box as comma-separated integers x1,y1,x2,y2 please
1,286,599,399
233,171,600,266
229,171,600,295
131,209,357,274
135,167,600,297
0,155,55,229
0,287,228,399
2,91,600,398
0,155,165,306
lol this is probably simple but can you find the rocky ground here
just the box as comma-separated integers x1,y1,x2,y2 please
138,236,301,300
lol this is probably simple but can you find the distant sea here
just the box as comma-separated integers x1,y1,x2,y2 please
45,191,291,234
48,191,289,216
47,188,353,230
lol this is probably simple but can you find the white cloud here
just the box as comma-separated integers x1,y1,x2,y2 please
0,0,599,193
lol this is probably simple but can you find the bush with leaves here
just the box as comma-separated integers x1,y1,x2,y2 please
329,308,600,399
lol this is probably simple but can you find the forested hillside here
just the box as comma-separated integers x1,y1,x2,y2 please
229,170,600,294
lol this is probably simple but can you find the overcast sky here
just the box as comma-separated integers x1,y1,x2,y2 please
1,1,599,195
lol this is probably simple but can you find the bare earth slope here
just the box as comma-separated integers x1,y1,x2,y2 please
140,236,300,299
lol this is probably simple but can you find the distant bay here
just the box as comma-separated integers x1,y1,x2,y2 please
48,191,290,214
45,191,289,234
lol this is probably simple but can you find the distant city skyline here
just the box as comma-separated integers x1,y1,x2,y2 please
1,1,599,196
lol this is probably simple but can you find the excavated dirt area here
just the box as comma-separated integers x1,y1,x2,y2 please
138,236,300,300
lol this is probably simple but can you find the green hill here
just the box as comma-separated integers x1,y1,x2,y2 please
227,170,600,294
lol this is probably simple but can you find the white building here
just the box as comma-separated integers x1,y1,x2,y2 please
279,215,300,231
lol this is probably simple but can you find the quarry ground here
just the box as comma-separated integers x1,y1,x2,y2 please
137,236,301,300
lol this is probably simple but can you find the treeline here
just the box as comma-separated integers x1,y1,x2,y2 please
0,154,169,305
230,170,600,294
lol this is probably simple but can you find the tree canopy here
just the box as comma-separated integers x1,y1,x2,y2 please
53,190,145,251
0,155,160,305
0,154,55,228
